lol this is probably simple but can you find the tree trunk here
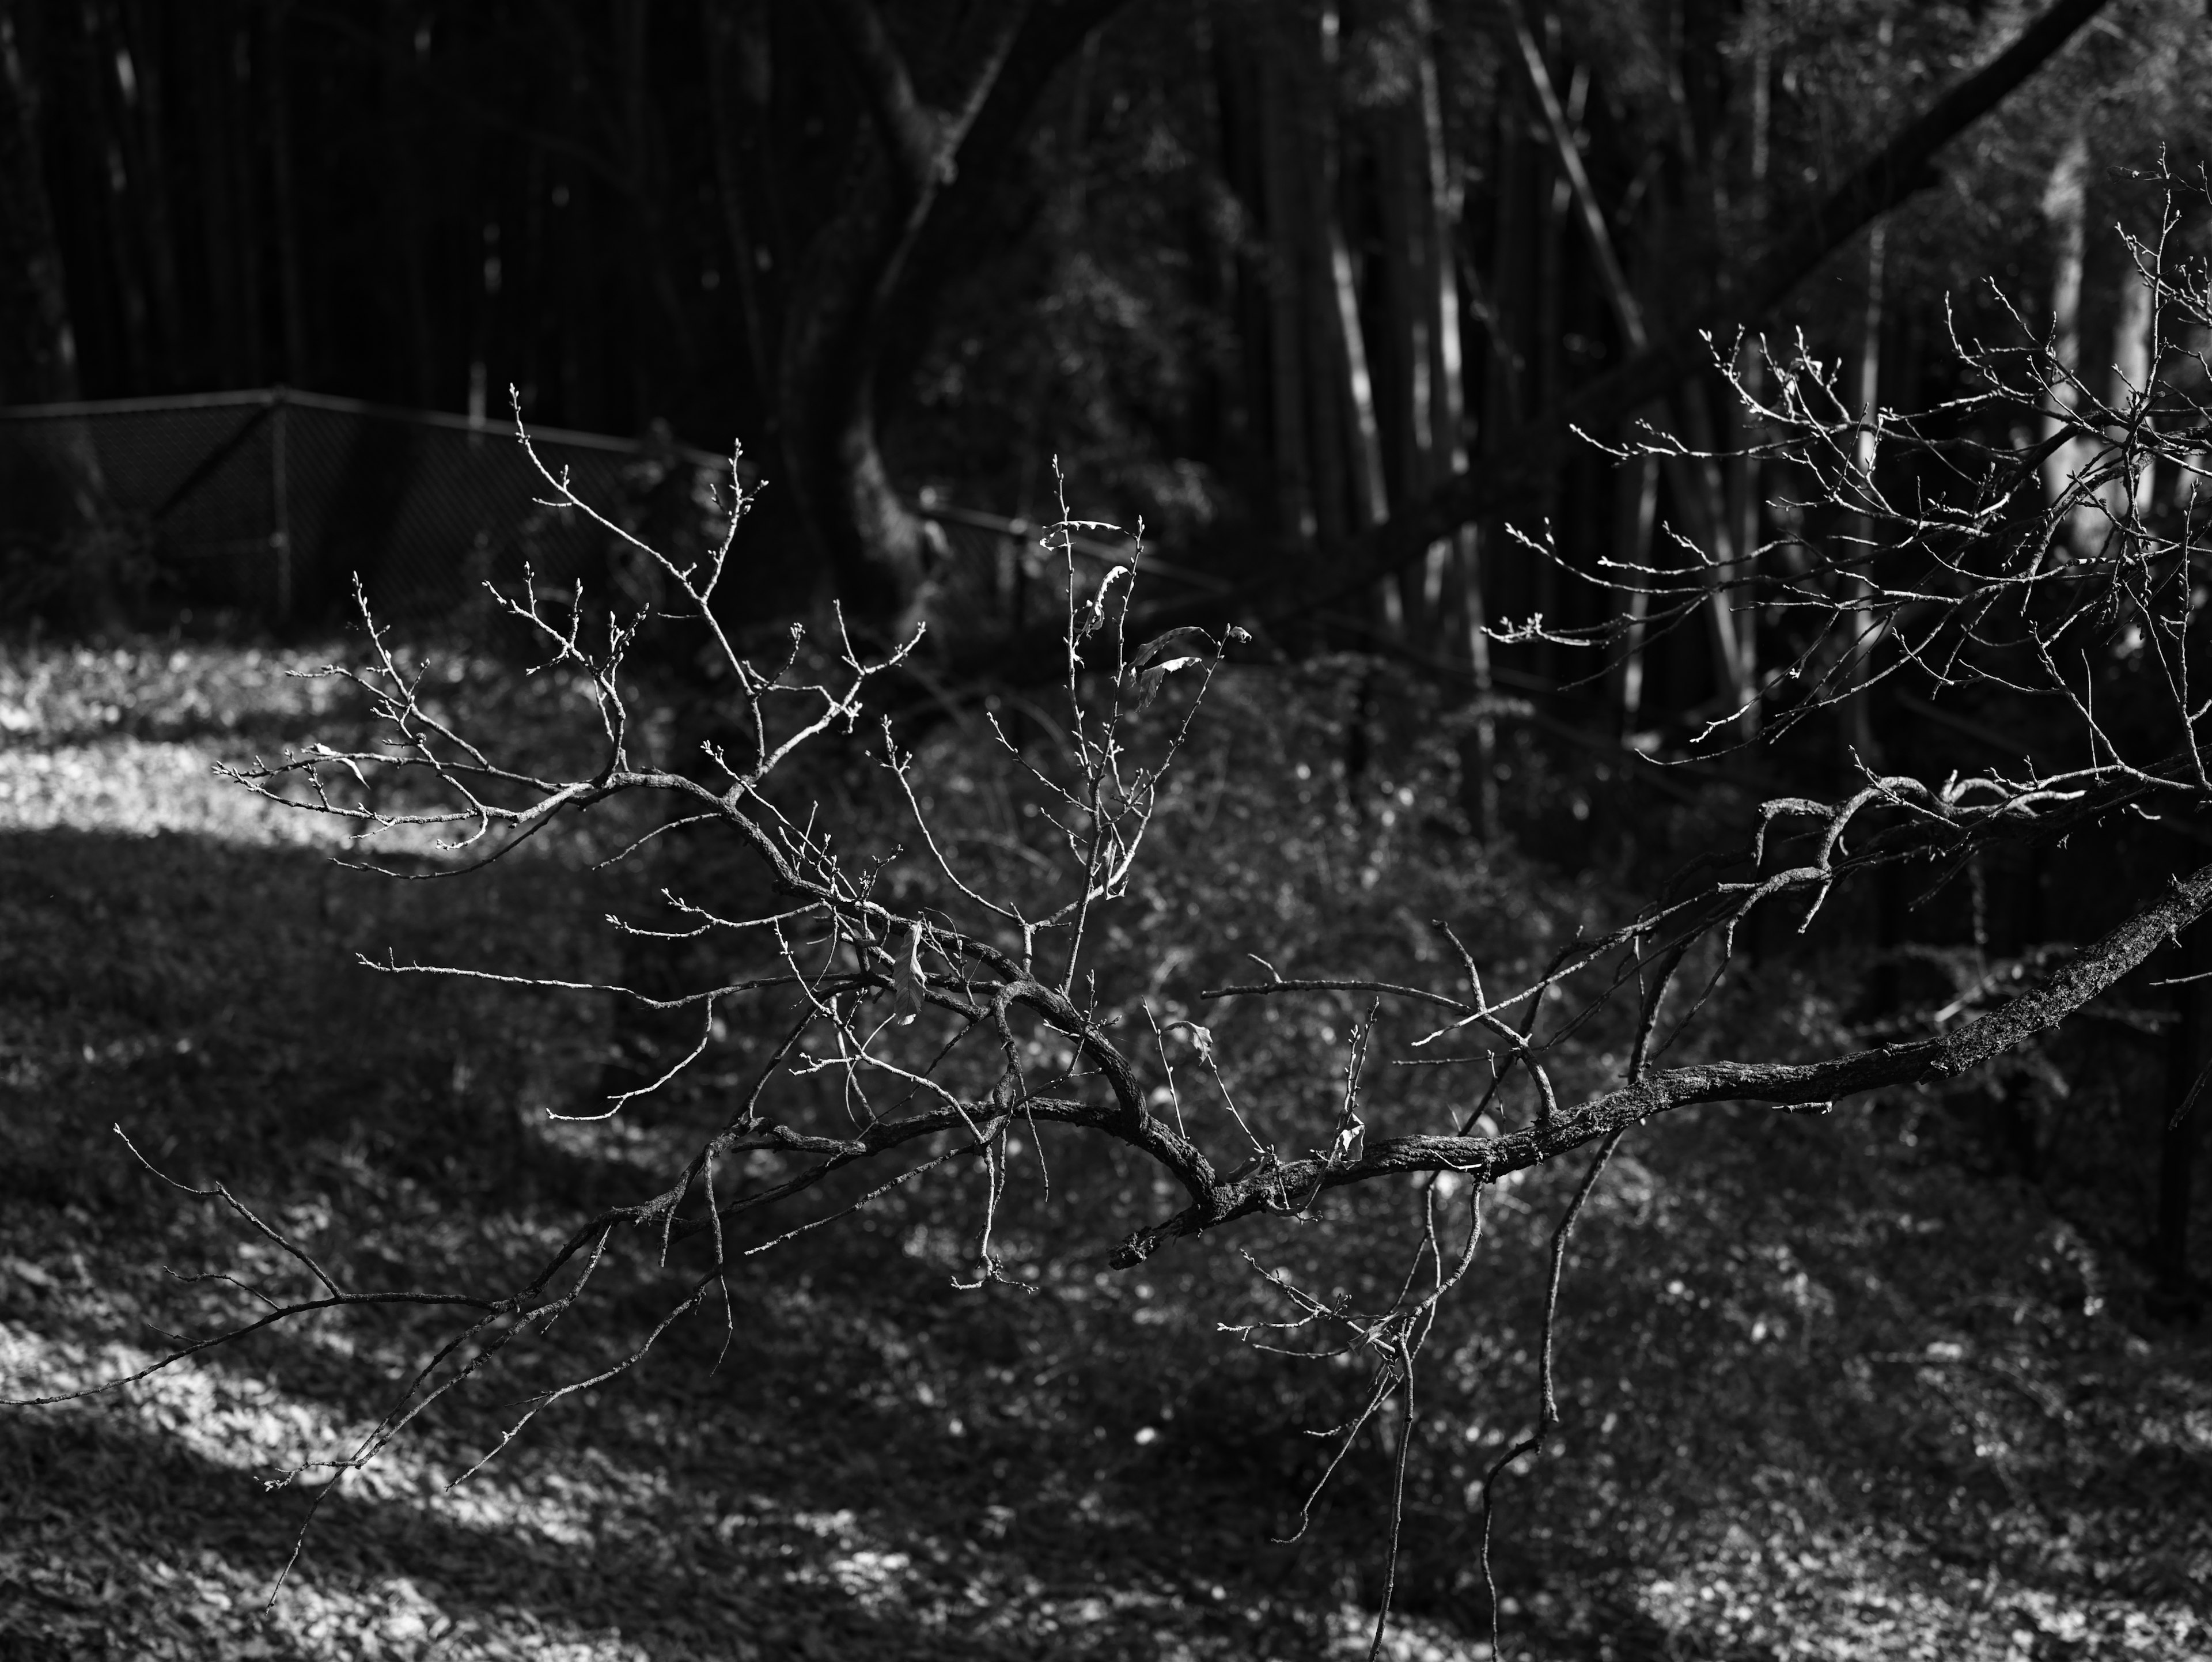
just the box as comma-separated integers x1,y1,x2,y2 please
1668,384,1751,725
229,11,266,386
1010,29,1099,540
0,0,120,624
701,0,779,426
1728,0,1773,715
1509,0,1753,730
615,0,694,415
1375,100,1433,644
2105,240,2156,528
381,0,435,406
1316,7,1389,603
1289,16,1351,562
1254,26,1313,547
777,153,940,632
0,0,81,408
2039,125,2092,555
1841,221,1885,771
113,2,185,385
1611,450,1657,736
1125,0,2119,643
264,0,308,385
74,1,149,386
774,0,1104,634
1479,63,1527,660
185,17,245,385
1412,0,1469,669
1528,46,1579,684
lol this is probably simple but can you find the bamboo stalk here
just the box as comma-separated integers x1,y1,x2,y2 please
1317,5,1394,639
1505,0,1753,730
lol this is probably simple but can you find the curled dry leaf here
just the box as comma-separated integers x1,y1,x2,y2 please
1130,626,1217,670
1078,566,1133,641
890,921,926,1025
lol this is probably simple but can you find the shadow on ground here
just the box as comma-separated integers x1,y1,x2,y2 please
5,644,2210,1660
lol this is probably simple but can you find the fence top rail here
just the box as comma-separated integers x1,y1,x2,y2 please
0,388,274,419
0,386,729,472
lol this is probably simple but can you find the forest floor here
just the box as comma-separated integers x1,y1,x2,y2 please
2,634,2209,1661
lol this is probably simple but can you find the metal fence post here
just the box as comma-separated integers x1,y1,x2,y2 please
271,386,293,622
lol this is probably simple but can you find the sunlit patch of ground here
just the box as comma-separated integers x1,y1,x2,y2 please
0,1241,1320,1661
1628,1530,2205,1660
0,636,1307,1660
2,636,2209,1660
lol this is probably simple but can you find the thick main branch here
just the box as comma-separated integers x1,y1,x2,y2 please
1111,853,2212,1266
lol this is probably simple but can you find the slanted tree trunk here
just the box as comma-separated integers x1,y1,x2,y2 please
70,2,151,387
0,0,80,408
0,0,119,624
110,2,185,386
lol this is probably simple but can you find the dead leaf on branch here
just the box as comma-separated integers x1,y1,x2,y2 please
890,922,926,1027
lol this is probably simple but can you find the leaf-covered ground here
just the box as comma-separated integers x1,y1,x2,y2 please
2,636,2208,1660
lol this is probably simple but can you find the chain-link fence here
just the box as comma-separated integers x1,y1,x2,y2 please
0,387,1238,640
0,388,729,624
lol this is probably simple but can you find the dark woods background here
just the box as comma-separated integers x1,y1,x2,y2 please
7,0,2203,664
